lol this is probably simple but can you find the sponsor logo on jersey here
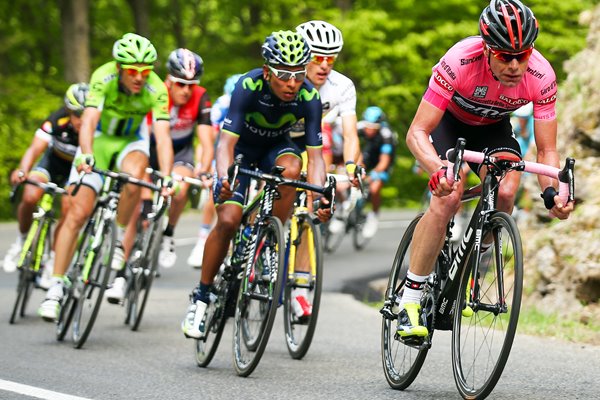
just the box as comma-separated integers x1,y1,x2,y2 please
242,77,263,92
245,112,297,129
433,70,454,92
298,87,319,102
440,60,456,80
473,86,488,98
540,81,557,96
460,54,484,65
536,94,557,105
453,93,512,119
526,67,545,80
498,95,530,107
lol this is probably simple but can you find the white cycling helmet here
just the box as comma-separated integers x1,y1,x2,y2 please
296,20,343,56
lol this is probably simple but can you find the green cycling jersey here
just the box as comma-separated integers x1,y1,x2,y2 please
86,61,169,138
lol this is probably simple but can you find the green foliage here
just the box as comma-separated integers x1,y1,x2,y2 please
0,0,597,218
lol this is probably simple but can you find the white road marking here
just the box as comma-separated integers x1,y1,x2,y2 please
0,379,93,400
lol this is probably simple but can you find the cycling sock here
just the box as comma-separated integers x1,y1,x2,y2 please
399,271,428,308
163,224,175,237
194,282,211,303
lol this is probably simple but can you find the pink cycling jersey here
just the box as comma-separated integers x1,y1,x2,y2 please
424,36,557,125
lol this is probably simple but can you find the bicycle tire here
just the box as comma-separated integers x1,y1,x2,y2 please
72,219,115,348
351,204,370,250
283,216,323,359
452,212,523,399
56,225,93,340
195,266,233,367
9,251,35,324
130,223,162,331
323,218,346,253
233,216,285,377
381,214,430,390
9,222,43,323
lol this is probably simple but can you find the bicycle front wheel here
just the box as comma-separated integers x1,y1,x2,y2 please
283,216,323,359
452,212,523,399
10,245,36,324
233,216,285,377
72,219,115,348
129,225,162,331
381,214,429,390
322,218,345,254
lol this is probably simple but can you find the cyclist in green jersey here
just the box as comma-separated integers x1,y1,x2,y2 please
39,33,174,321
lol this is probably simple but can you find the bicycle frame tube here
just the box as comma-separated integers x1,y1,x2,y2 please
436,173,496,323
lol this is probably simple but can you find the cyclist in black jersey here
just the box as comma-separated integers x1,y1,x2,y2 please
357,106,397,238
181,30,331,339
3,83,88,289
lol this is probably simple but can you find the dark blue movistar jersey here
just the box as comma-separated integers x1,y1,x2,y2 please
222,68,323,149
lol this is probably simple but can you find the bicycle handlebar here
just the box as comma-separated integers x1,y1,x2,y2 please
72,165,162,197
10,177,68,203
445,138,575,206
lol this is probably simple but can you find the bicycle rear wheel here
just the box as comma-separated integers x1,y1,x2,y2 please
129,224,162,331
283,216,323,359
452,212,523,399
72,219,115,348
233,216,285,377
195,266,235,367
381,214,430,390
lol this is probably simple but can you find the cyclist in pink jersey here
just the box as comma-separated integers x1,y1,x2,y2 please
399,0,574,340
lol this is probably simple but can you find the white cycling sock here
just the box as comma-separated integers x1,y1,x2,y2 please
399,271,429,308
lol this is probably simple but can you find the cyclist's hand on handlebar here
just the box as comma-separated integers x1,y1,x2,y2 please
314,196,333,223
197,172,213,189
212,177,234,203
74,153,95,174
542,187,574,220
10,169,26,186
161,175,177,197
428,166,455,197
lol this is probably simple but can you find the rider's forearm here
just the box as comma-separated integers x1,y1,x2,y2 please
154,120,174,176
79,108,100,154
342,114,360,164
536,148,560,190
406,129,444,175
197,125,214,174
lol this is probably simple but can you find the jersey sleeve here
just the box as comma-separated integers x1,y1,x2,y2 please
426,46,461,103
337,79,357,117
197,91,212,126
303,92,323,148
86,63,112,108
221,82,251,137
531,56,557,121
147,74,170,121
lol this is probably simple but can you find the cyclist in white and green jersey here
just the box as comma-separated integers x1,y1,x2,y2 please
39,33,174,322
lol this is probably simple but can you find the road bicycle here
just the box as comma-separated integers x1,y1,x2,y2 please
194,158,334,377
281,171,336,359
380,138,575,399
55,166,162,348
121,168,173,331
323,167,369,253
9,178,67,324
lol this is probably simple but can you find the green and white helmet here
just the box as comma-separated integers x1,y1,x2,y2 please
112,33,157,64
262,30,310,66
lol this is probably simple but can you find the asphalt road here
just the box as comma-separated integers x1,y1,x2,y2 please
0,210,599,400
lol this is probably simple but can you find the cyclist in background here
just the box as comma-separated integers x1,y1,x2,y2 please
187,73,243,269
3,83,89,290
357,106,397,238
512,101,535,159
38,33,174,321
295,20,360,176
402,0,574,340
112,48,213,301
146,48,213,270
181,31,330,339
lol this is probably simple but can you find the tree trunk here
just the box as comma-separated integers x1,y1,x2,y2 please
127,0,151,39
60,0,90,83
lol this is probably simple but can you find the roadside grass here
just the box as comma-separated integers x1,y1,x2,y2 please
517,306,600,345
